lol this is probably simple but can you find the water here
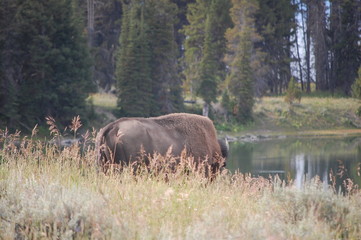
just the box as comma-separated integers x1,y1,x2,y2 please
227,136,361,189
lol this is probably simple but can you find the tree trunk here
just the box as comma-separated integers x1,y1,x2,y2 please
87,0,94,47
294,0,304,91
304,0,312,93
309,0,329,91
202,102,209,117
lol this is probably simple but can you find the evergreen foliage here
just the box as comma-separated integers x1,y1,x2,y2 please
221,90,233,120
116,0,183,117
0,0,360,128
183,0,231,116
351,66,361,99
181,0,207,96
116,1,153,117
147,0,184,114
224,0,260,123
330,0,361,95
90,0,122,91
0,0,20,128
228,27,254,123
197,13,218,105
255,0,296,94
170,0,195,59
285,77,302,105
0,0,94,129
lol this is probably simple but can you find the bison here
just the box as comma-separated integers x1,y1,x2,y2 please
95,113,228,174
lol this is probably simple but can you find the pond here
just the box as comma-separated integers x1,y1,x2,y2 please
227,136,361,190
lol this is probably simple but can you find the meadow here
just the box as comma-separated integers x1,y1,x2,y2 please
1,125,361,239
1,96,361,239
252,96,361,132
88,93,361,133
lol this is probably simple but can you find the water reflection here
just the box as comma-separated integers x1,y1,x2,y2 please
293,153,329,189
294,154,305,189
227,136,361,189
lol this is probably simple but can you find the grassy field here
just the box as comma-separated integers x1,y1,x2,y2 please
1,130,361,239
88,93,361,134
252,97,361,132
1,96,360,239
88,93,117,110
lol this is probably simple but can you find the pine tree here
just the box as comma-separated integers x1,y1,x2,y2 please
330,0,361,95
92,0,122,91
117,1,153,117
308,0,329,91
225,0,261,123
285,76,302,105
0,0,20,128
183,0,231,116
228,27,254,122
197,12,219,116
0,0,94,128
147,0,184,114
170,0,195,60
351,66,361,99
352,66,361,117
221,90,233,121
255,0,296,94
181,0,208,97
116,0,183,117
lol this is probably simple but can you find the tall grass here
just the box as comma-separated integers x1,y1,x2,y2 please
1,123,361,239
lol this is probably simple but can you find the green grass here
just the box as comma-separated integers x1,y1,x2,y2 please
88,93,117,110
1,130,361,239
87,93,361,135
252,96,361,132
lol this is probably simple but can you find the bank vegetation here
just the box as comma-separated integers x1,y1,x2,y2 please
1,126,361,239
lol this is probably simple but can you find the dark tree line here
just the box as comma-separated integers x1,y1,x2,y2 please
295,0,360,95
116,0,184,117
0,0,94,129
0,0,360,129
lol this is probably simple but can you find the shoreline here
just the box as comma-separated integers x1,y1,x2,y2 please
220,128,361,142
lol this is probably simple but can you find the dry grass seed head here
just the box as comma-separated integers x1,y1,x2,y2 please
0,129,21,155
70,115,82,134
230,172,273,197
31,124,38,138
343,178,358,195
45,116,60,137
82,130,90,144
329,169,337,192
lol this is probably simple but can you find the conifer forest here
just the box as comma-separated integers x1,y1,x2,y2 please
0,0,360,130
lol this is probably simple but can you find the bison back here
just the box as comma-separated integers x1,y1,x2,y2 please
96,113,224,168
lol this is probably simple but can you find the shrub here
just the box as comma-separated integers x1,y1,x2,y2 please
351,66,361,99
285,77,302,105
356,105,361,117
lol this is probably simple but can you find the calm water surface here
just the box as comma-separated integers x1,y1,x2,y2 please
227,136,361,189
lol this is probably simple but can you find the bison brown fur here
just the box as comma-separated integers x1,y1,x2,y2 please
95,113,227,174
